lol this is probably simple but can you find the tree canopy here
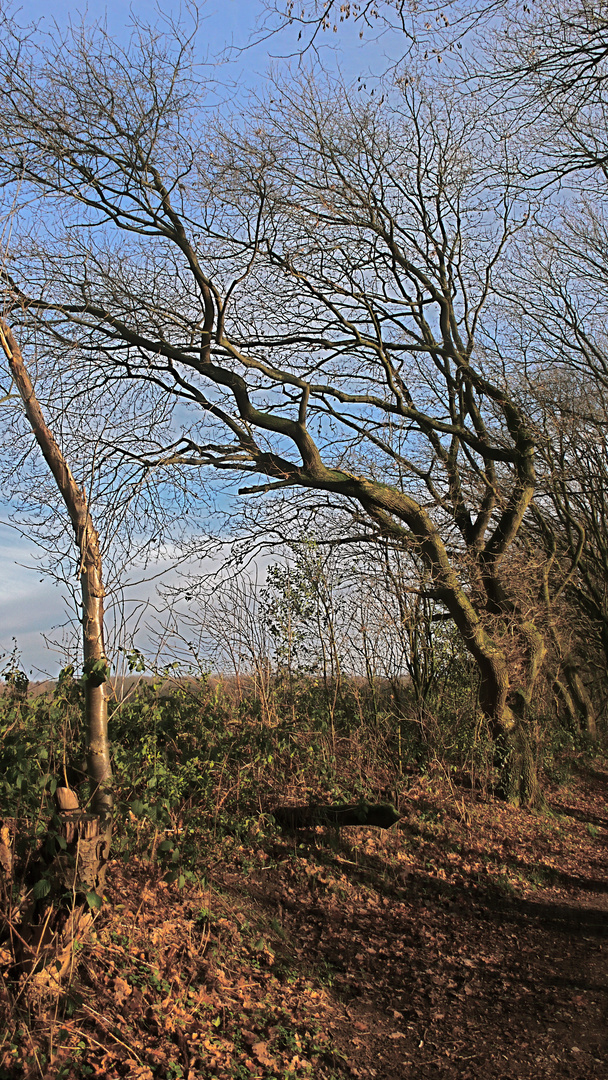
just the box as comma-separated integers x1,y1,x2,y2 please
1,0,607,800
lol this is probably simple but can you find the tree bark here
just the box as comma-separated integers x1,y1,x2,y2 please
561,661,598,742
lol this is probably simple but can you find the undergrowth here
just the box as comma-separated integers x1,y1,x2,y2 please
0,665,605,1079
0,661,593,880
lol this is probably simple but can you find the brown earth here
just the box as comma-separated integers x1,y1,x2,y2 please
1,756,607,1079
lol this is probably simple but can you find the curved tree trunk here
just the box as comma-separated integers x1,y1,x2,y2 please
0,317,112,851
462,619,544,806
351,478,544,805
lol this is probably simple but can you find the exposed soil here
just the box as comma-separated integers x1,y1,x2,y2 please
1,757,607,1079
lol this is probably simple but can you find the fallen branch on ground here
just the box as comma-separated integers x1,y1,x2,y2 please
272,801,402,830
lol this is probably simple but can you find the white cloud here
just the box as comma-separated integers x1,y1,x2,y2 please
0,523,74,676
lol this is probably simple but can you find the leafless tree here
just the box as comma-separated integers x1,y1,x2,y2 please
454,0,608,741
0,15,555,801
0,316,112,851
501,205,608,739
489,0,608,103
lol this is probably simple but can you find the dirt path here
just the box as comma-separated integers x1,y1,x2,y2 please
3,759,606,1079
282,873,607,1078
233,765,608,1079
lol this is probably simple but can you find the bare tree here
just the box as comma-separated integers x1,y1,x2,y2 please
0,18,552,801
0,316,112,865
502,208,608,739
489,0,608,104
455,0,608,742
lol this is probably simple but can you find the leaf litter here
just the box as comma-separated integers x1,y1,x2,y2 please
1,755,607,1079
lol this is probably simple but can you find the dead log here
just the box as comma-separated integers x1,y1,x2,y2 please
272,800,402,831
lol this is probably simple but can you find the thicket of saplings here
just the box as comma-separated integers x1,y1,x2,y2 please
0,625,585,894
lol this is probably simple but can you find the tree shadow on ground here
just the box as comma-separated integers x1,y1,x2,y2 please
551,803,608,829
225,827,608,1080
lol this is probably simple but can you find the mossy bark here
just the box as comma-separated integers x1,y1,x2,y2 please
494,724,544,808
562,662,598,742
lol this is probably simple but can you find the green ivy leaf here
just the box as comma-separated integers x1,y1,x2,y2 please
81,658,110,686
33,878,51,900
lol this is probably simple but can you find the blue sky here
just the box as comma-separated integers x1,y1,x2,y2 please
0,0,406,676
1,0,278,676
17,0,387,83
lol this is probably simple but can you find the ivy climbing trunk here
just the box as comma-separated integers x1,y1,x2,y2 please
353,480,544,806
0,317,112,840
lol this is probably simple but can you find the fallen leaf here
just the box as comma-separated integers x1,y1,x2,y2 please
253,1041,277,1068
113,976,132,1005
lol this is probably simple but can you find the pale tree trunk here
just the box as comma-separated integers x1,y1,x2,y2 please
0,317,112,841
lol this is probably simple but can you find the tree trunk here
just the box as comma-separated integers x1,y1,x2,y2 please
0,317,112,856
563,661,598,742
355,480,543,804
475,619,547,806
